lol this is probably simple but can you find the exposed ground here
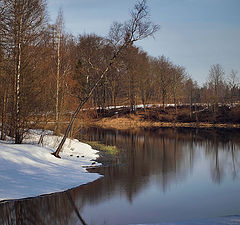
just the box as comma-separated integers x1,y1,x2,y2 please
34,104,240,134
86,105,240,130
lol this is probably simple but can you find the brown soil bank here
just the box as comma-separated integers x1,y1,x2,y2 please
87,105,240,130
91,117,240,130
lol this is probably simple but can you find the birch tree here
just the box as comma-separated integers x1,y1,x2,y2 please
0,45,7,140
1,0,47,143
53,0,159,157
55,9,63,134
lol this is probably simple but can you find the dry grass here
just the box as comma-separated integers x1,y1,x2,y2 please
91,117,240,130
85,141,118,155
30,105,240,131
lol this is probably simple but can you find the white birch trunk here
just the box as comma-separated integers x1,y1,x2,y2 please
15,0,26,143
55,12,62,134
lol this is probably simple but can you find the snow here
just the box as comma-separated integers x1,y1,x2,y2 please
0,130,102,201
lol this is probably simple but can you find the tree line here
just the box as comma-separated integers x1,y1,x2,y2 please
0,0,239,144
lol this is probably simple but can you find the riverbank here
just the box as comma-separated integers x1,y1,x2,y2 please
0,130,101,201
84,141,119,166
90,116,240,130
76,104,240,130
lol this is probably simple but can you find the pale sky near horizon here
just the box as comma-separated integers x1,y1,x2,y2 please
47,0,240,85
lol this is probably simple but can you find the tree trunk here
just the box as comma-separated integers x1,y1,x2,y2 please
173,92,177,114
52,0,159,157
162,91,165,111
15,42,22,144
129,74,135,112
189,89,192,119
1,88,7,140
141,91,146,112
15,2,24,144
53,66,110,157
55,11,62,135
54,41,131,157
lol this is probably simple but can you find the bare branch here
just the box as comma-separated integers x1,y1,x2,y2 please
109,0,159,46
53,0,160,157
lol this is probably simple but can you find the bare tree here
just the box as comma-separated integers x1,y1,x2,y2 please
73,34,110,111
155,56,172,110
123,45,139,112
227,70,239,106
208,64,225,114
53,0,159,157
55,9,64,134
170,65,185,113
184,77,199,118
137,51,152,110
106,60,124,108
1,0,47,143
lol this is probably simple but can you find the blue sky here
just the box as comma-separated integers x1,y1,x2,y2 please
47,0,240,85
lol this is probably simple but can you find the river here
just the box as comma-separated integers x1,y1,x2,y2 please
1,127,240,225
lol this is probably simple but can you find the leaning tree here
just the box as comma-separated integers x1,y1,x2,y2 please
53,0,160,157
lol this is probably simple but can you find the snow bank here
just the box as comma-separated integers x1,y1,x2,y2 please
0,130,102,201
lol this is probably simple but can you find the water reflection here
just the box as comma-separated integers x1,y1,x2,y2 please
1,128,240,225
78,127,240,185
0,191,89,225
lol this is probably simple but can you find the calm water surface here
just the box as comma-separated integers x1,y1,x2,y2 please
1,128,240,225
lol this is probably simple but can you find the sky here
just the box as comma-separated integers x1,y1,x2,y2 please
47,0,240,85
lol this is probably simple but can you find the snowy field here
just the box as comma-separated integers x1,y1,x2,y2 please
0,130,101,201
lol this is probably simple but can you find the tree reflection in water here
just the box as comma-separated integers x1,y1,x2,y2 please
0,191,89,225
1,128,240,225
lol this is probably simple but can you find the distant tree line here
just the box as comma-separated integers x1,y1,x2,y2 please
0,0,239,143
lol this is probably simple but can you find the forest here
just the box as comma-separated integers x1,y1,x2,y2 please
0,0,240,144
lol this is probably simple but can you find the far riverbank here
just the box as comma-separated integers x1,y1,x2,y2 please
89,117,240,130
82,104,240,130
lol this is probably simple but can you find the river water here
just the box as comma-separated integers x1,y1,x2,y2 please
1,127,240,225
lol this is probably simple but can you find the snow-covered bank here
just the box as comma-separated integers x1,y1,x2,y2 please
0,130,102,201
